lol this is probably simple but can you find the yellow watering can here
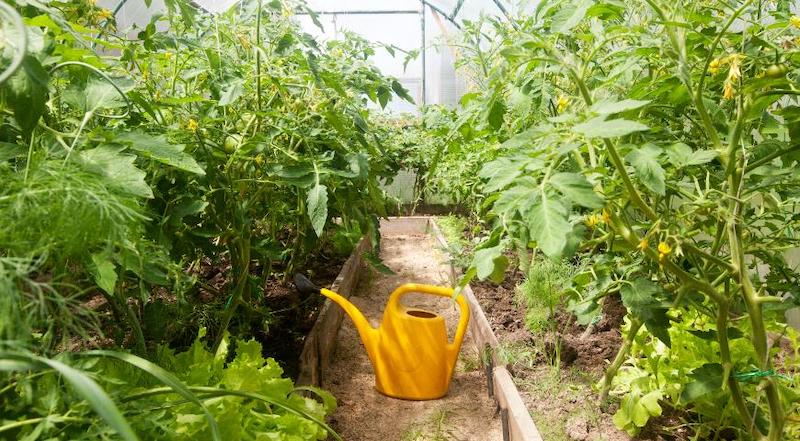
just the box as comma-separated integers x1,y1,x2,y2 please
295,274,470,400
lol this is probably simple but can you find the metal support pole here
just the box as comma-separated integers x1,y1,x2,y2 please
420,2,426,107
420,1,461,30
112,0,130,16
295,10,418,15
451,0,466,20
491,0,518,29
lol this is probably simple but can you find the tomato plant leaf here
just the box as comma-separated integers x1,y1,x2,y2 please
590,99,650,115
626,144,666,195
492,177,539,218
552,0,592,34
90,254,117,295
218,78,245,106
79,145,153,199
479,158,522,193
117,131,204,175
528,195,571,257
2,55,49,137
86,79,128,111
391,79,414,103
346,152,369,180
620,278,671,346
473,245,508,283
268,163,315,187
665,142,718,168
549,172,604,209
307,183,328,237
574,117,649,138
362,251,396,275
487,99,506,130
680,363,723,403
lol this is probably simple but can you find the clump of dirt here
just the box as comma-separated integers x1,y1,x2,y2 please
470,269,532,344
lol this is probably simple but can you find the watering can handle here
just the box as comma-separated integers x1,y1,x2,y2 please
387,284,471,356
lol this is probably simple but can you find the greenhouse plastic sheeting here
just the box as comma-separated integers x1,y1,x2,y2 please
102,0,516,112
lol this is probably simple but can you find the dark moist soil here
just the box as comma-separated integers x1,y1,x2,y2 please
78,248,349,379
470,271,622,375
253,252,346,379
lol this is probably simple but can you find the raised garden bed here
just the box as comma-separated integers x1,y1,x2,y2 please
297,217,542,441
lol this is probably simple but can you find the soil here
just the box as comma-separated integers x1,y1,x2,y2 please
75,248,349,379
323,227,502,441
253,251,347,379
459,229,686,441
471,272,690,441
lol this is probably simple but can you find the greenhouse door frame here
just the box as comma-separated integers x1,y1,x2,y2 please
292,2,464,108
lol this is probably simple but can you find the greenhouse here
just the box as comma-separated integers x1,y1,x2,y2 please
1,0,800,440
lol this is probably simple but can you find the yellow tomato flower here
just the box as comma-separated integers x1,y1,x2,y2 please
708,58,721,75
657,241,672,261
187,118,198,132
791,15,800,29
97,8,113,20
556,94,570,113
255,154,264,166
601,210,611,224
585,214,600,228
238,34,251,50
723,81,736,100
637,238,649,251
164,52,173,60
727,54,742,81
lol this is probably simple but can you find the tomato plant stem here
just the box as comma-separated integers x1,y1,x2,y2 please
599,318,643,404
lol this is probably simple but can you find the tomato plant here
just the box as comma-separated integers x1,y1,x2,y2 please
431,1,800,439
0,0,411,438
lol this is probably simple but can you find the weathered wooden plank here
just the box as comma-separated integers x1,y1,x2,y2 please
379,216,432,235
493,367,543,441
429,217,544,441
297,236,371,386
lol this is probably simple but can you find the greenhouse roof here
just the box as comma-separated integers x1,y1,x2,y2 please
108,0,515,27
100,0,518,111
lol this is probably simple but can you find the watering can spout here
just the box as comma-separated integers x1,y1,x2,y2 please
293,274,378,354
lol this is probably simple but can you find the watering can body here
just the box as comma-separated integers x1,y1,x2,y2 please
304,278,470,400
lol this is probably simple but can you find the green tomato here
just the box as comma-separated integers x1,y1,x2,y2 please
764,64,788,78
235,112,255,131
224,134,241,153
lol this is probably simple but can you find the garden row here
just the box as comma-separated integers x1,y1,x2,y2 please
409,1,800,440
0,1,412,439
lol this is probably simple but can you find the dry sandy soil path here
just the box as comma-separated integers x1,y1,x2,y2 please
323,226,502,441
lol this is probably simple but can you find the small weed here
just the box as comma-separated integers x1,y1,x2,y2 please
457,350,482,372
401,409,452,441
435,216,473,268
496,341,540,371
516,257,574,334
